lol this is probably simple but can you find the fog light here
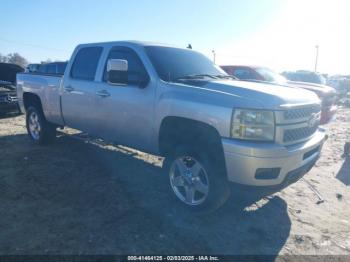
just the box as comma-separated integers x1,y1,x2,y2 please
255,168,281,180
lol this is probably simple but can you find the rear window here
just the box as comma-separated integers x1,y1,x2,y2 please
70,47,103,80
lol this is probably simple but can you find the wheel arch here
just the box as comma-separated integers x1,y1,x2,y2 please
158,116,225,161
23,92,43,111
22,92,48,119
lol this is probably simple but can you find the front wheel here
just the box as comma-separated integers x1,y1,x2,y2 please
164,146,231,212
26,106,56,145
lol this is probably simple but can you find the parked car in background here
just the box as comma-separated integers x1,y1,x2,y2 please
26,63,41,73
281,70,327,85
37,62,67,75
26,62,68,75
17,41,326,211
221,65,337,124
0,63,24,115
327,76,350,96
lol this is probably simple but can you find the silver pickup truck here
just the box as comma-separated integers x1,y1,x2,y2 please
17,41,326,211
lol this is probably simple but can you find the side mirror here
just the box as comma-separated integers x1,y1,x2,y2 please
107,59,128,85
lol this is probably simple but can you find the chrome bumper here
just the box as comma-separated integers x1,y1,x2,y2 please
222,129,326,186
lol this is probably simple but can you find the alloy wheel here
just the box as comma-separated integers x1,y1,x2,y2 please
169,156,209,206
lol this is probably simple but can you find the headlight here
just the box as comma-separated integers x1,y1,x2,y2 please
231,109,275,141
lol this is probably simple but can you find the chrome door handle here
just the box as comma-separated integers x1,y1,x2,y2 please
64,85,74,92
96,90,110,98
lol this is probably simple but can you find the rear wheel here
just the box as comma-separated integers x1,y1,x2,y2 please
26,106,56,145
165,146,230,212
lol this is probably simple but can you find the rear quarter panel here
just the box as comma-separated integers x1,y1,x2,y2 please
17,73,64,126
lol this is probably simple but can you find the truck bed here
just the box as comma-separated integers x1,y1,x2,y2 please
17,73,64,126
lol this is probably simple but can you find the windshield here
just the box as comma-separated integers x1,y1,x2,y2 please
145,46,227,82
255,67,287,84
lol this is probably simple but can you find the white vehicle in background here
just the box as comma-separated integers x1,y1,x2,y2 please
327,76,350,96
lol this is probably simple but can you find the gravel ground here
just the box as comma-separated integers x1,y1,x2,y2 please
0,108,349,255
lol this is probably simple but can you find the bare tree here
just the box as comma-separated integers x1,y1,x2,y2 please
6,53,28,68
0,53,8,63
41,58,52,64
0,53,29,69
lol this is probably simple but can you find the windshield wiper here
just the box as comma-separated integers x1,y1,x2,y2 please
173,74,219,81
213,74,238,80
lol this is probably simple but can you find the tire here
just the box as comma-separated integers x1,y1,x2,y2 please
26,106,56,145
164,145,231,212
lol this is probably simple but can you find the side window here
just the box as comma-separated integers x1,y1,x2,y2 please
233,68,253,80
103,47,147,83
71,47,103,81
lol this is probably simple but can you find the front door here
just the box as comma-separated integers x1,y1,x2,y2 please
94,46,155,152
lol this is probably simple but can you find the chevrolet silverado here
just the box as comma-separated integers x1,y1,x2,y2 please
17,41,326,211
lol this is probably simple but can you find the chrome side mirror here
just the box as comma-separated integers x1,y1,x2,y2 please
107,59,128,85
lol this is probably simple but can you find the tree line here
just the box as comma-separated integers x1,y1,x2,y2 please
0,53,28,68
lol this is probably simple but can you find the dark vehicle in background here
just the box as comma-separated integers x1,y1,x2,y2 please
221,65,337,124
26,62,67,75
0,63,24,114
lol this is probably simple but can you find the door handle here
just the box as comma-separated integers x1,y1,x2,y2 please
96,90,110,98
64,85,74,92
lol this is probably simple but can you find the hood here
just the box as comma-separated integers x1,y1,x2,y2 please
0,63,24,84
177,79,320,109
286,81,336,97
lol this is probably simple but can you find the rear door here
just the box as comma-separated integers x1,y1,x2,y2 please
61,46,103,134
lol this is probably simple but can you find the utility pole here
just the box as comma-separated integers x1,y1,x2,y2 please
212,50,216,64
314,45,319,72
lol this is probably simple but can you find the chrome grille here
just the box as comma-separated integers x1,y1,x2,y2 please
7,95,18,102
276,104,321,145
283,126,318,143
0,94,17,103
284,106,319,120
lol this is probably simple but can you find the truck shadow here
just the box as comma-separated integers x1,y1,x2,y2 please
0,133,291,255
0,112,22,119
336,157,350,185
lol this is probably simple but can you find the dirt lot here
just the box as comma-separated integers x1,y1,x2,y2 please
0,108,350,255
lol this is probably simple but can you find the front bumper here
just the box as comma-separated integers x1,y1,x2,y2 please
222,129,326,186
